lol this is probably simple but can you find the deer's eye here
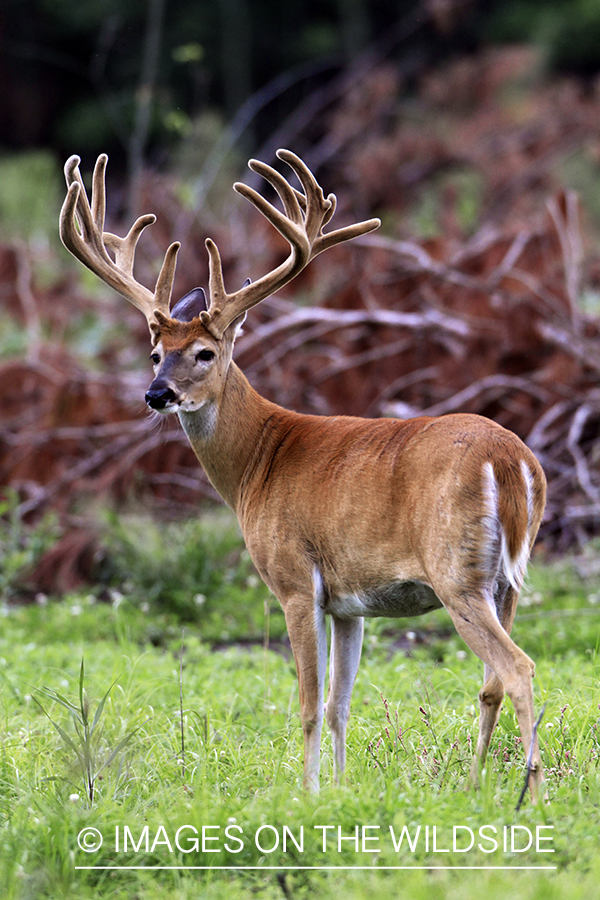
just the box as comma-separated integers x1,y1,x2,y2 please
150,352,161,365
195,349,215,363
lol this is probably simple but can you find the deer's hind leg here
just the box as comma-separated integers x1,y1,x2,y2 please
326,615,364,782
469,579,520,785
442,585,544,801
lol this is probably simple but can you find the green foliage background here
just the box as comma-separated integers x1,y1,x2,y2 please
4,0,600,164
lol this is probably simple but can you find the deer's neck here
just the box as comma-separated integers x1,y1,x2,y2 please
178,361,280,511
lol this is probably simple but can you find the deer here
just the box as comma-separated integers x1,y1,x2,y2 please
60,149,547,801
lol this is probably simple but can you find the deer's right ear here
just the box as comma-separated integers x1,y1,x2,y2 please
170,287,208,322
150,309,172,345
149,320,161,346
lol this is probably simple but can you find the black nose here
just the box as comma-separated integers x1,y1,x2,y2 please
145,386,177,410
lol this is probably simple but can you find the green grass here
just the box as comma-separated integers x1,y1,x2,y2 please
2,514,600,898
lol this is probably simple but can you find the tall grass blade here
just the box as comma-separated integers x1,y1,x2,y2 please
79,658,88,727
35,687,83,723
31,696,84,765
91,675,124,733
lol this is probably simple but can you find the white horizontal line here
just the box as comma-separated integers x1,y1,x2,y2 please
75,865,557,871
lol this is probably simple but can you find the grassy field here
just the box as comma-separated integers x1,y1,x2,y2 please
2,509,600,898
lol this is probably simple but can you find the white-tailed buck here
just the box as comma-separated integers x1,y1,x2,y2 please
60,150,546,799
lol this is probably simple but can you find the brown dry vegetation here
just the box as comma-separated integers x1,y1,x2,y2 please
3,45,600,591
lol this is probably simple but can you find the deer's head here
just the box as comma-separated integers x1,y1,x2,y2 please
59,150,380,417
144,287,245,414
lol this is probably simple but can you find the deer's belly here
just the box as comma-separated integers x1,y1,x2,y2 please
326,580,443,619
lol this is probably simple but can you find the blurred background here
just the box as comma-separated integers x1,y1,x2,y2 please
3,0,600,600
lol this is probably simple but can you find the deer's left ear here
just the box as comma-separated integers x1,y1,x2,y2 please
226,277,251,339
227,310,247,339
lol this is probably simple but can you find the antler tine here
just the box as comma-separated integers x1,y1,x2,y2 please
233,181,308,248
60,154,179,329
247,158,305,226
275,149,331,245
154,241,181,312
286,185,337,228
277,151,381,258
91,153,107,231
201,150,381,339
62,155,113,269
203,237,227,320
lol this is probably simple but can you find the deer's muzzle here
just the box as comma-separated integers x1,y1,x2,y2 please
145,383,177,410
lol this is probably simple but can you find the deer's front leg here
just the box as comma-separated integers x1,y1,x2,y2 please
284,595,328,791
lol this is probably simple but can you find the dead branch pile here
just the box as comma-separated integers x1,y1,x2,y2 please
3,45,600,591
0,347,214,515
2,189,600,555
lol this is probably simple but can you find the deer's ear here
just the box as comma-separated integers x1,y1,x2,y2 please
150,310,170,344
170,287,208,322
227,311,247,340
225,278,251,339
149,320,161,346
